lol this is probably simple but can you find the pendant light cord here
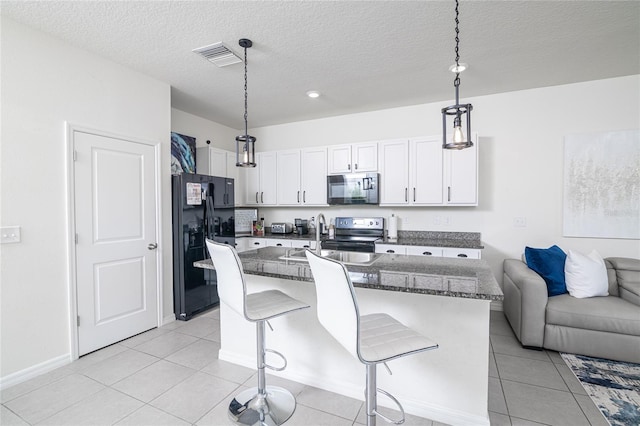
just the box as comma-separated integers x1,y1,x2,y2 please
243,46,249,137
454,0,460,85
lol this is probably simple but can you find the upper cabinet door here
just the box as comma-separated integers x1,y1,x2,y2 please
445,133,478,205
379,139,409,205
196,146,227,177
328,144,352,174
411,137,443,205
277,150,302,205
259,151,278,205
352,142,378,172
301,147,328,206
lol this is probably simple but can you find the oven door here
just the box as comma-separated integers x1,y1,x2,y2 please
327,173,379,205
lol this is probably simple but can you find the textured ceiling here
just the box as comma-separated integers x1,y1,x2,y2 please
1,1,639,129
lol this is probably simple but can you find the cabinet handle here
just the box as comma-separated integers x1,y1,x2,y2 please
276,243,283,247
255,192,259,203
423,251,432,256
348,163,351,170
457,253,468,258
386,249,395,254
355,163,358,170
254,242,260,245
303,191,306,203
297,191,300,203
303,245,309,248
261,192,264,203
405,188,408,202
413,188,416,202
448,186,451,202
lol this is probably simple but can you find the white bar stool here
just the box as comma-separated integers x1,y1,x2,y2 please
305,250,438,426
206,239,310,425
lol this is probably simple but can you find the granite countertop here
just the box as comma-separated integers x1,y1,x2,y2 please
195,246,503,301
237,232,320,241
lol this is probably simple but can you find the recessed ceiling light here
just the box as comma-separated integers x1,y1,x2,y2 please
449,63,468,73
306,91,320,98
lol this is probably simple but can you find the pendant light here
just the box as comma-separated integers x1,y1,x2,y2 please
236,38,257,167
441,0,473,150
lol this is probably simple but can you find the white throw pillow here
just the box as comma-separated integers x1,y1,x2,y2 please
564,250,609,298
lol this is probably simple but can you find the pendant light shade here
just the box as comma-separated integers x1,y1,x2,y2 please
442,0,474,150
236,38,257,167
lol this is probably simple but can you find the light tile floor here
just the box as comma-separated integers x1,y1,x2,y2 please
0,308,608,426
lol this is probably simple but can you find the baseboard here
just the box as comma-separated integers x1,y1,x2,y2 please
162,313,176,327
219,349,489,426
0,353,71,391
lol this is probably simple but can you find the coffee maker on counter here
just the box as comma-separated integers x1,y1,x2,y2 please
295,218,308,235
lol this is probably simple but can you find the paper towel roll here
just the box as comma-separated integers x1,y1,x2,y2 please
388,214,398,239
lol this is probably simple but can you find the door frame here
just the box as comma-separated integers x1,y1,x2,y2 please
65,122,164,360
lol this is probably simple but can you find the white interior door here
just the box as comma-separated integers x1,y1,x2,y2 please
74,130,159,355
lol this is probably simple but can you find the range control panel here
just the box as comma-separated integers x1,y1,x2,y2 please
335,217,384,230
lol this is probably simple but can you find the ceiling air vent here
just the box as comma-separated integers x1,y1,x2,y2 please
193,42,242,67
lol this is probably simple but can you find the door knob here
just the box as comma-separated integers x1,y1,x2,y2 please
148,243,158,250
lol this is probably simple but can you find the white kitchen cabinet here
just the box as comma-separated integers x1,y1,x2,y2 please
379,139,410,204
375,244,406,254
410,137,443,204
443,133,478,205
196,146,246,206
277,147,328,206
379,137,443,206
290,240,316,249
442,247,481,259
244,152,277,206
244,238,266,250
375,243,479,258
277,150,302,205
264,239,292,248
328,142,378,174
404,245,444,257
379,135,476,206
301,147,328,205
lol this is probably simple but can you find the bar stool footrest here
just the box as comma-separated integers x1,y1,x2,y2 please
373,388,405,425
264,348,287,371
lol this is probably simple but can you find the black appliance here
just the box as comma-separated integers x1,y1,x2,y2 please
321,217,384,253
172,173,235,320
327,173,380,205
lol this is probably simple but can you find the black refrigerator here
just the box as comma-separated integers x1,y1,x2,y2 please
172,173,235,320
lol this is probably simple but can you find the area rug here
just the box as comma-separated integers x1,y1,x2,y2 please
561,353,640,426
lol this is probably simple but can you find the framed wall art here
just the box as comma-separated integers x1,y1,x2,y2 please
171,132,196,174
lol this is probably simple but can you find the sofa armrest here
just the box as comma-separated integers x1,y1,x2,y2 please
607,257,640,307
503,259,548,347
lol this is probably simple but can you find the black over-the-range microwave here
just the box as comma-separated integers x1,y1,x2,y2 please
327,173,380,205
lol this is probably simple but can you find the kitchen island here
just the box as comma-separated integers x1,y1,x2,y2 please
195,247,503,426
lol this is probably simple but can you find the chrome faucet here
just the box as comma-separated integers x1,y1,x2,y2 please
315,213,326,255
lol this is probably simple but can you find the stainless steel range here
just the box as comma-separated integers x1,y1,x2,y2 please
321,217,384,253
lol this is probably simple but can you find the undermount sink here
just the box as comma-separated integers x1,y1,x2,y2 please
279,248,383,266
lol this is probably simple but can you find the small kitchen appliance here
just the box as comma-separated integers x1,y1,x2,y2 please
321,217,384,253
295,218,308,235
271,222,294,234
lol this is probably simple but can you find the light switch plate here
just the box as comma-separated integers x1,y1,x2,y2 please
1,226,21,243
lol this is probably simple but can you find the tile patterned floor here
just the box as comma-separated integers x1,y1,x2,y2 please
0,308,608,425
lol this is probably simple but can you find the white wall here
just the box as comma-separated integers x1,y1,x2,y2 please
171,108,238,152
0,18,171,379
248,76,640,285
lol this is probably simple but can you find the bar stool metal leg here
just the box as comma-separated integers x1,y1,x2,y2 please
366,364,377,426
228,320,297,426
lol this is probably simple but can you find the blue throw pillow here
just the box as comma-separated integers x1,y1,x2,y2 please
524,245,567,296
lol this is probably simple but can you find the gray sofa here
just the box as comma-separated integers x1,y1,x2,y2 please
503,257,640,364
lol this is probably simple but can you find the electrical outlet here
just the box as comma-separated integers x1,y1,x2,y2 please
443,216,451,226
434,216,442,225
1,226,21,243
513,217,527,228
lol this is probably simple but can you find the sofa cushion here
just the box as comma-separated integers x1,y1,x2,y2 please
564,250,608,298
546,294,640,336
524,245,567,296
